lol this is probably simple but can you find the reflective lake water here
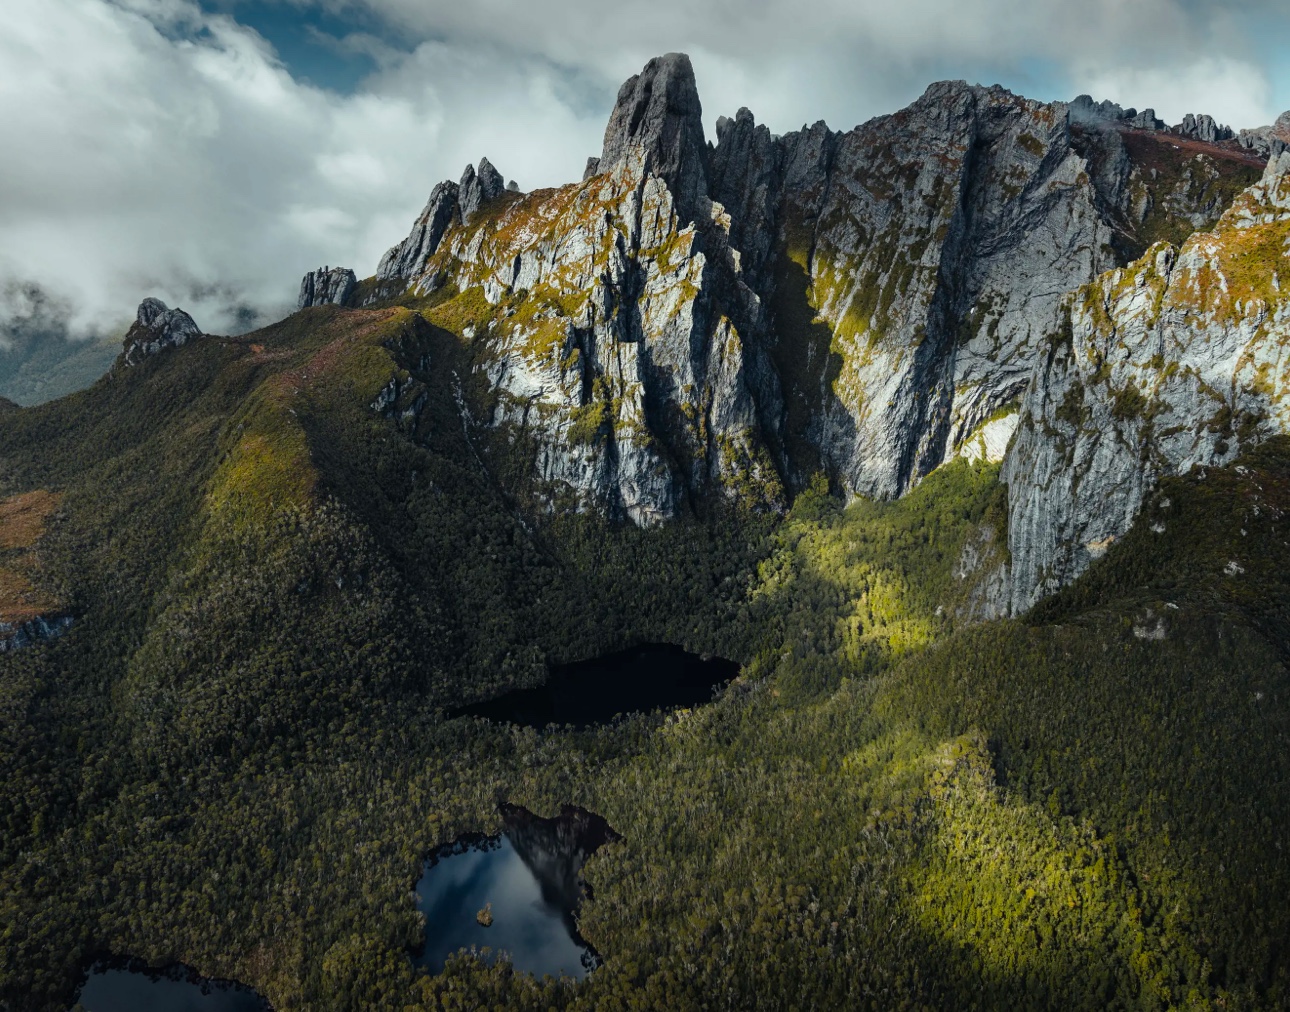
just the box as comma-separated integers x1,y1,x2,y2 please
72,960,269,1011
414,804,619,980
454,643,739,728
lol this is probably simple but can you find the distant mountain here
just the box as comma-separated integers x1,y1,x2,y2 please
0,331,119,406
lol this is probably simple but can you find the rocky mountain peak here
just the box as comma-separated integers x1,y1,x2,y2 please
123,298,201,366
459,157,507,224
598,52,709,218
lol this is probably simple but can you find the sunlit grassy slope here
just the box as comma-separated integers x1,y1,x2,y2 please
0,302,1285,1010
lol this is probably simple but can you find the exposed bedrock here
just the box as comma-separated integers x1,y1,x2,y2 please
349,54,1286,609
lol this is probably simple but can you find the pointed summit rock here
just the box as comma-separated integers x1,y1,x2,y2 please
459,157,507,224
123,298,201,366
598,53,708,218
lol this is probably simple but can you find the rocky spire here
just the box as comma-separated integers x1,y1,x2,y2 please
376,180,460,281
458,157,507,224
598,53,709,219
298,266,356,309
123,298,201,366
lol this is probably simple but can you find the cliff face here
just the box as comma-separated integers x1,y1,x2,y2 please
330,53,1286,608
1004,151,1290,610
373,54,783,523
299,267,356,309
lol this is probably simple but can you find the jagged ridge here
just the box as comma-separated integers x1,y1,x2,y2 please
301,53,1288,610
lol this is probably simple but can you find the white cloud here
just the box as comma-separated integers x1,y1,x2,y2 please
0,0,605,339
1075,57,1276,132
344,0,1288,132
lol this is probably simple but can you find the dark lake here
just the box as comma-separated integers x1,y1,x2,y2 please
414,803,619,980
453,643,739,728
73,959,269,1011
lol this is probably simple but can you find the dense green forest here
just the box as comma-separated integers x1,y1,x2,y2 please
0,303,1286,1010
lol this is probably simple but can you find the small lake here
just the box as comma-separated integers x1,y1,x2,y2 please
73,959,269,1011
454,643,739,728
414,804,619,980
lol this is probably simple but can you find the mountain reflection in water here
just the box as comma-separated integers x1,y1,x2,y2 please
414,804,619,980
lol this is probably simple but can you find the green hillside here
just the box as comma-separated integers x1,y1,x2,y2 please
0,303,1285,1010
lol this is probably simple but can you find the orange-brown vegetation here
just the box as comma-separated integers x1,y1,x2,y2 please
0,489,61,626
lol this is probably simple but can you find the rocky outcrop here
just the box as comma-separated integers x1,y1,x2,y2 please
370,54,782,524
0,614,73,653
458,157,507,225
1238,111,1290,159
376,181,460,285
358,55,1278,606
1174,113,1234,144
298,266,356,309
1003,151,1290,611
122,298,201,366
1069,95,1239,144
1068,95,1165,132
596,53,710,220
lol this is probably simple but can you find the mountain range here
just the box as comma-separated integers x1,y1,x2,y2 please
1,53,1289,1010
286,53,1290,616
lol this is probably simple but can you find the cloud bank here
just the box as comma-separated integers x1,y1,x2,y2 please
1,0,1287,342
1,0,606,338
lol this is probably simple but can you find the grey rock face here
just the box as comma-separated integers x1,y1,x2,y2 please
361,55,1275,610
1068,94,1130,127
1068,95,1165,132
708,107,781,288
123,298,202,366
703,83,1121,500
1003,151,1290,611
376,181,460,284
459,157,507,224
1127,108,1166,131
298,266,356,309
1173,112,1233,143
1238,111,1290,159
599,53,709,221
0,613,73,653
